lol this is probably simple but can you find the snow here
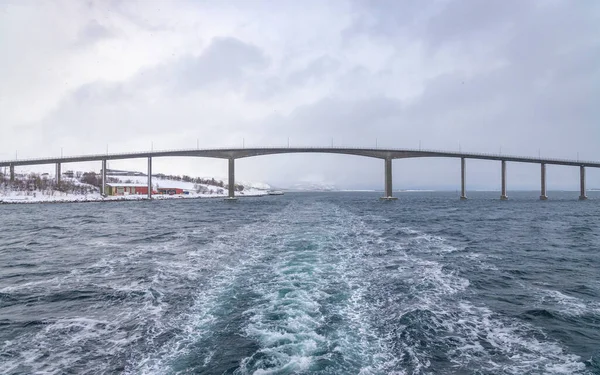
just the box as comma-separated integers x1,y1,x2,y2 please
286,182,336,191
0,174,270,204
105,183,148,187
236,180,272,190
0,190,105,203
115,176,196,190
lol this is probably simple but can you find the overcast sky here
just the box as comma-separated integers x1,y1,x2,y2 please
1,0,599,190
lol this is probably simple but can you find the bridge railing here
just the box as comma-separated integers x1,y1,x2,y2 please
0,146,598,166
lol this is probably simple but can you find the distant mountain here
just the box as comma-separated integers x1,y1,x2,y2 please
285,182,337,191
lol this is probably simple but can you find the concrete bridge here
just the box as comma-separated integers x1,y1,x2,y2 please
1,147,599,200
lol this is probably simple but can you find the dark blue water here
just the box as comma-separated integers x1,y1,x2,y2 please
1,192,599,374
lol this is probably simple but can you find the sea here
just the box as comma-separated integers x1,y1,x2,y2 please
1,191,599,375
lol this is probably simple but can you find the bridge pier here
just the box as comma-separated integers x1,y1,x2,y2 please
380,158,397,200
500,160,508,200
9,164,14,183
101,160,107,196
579,166,587,200
148,157,152,199
460,157,467,200
56,163,61,186
226,158,237,200
540,163,548,200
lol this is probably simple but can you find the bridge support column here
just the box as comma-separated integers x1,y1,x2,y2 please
380,158,397,200
540,163,548,200
56,163,61,186
460,157,467,200
101,160,107,196
226,158,237,200
9,164,14,183
500,160,508,200
147,157,152,200
579,166,587,200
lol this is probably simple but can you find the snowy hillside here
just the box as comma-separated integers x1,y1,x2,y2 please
0,172,271,204
108,175,269,197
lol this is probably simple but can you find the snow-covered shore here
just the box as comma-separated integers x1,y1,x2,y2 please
0,189,269,204
0,174,270,204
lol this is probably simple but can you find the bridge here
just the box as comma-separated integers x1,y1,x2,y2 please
1,147,599,200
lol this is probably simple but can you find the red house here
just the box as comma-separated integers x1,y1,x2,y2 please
106,183,149,196
156,187,184,195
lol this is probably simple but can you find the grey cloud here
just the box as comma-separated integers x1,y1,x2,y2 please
244,77,284,101
287,56,340,86
341,0,600,154
343,0,431,41
103,0,169,32
29,38,272,151
71,81,131,104
57,36,270,108
398,69,600,159
77,19,112,45
163,37,269,91
245,55,340,101
5,1,600,189
288,96,402,135
422,0,528,46
249,96,404,147
415,4,599,119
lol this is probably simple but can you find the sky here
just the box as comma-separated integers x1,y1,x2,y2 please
1,0,599,190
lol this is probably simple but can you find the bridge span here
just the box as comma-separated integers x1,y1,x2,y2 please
1,147,599,200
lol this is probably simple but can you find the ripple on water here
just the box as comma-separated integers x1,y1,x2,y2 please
0,194,598,375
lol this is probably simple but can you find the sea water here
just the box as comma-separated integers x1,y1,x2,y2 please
1,191,599,374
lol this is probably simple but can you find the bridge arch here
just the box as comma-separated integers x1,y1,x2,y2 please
1,147,598,201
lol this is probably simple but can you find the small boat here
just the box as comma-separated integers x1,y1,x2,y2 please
268,190,284,195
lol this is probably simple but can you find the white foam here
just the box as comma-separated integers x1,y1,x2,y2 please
3,199,591,374
233,203,401,374
448,302,586,374
328,216,590,374
0,220,242,374
132,204,309,374
363,239,590,374
535,288,600,317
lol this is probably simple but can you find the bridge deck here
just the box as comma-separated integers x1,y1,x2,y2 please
0,147,599,168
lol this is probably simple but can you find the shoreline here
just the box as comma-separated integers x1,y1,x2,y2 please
0,193,269,205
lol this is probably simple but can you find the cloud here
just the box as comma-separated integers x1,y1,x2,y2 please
1,0,599,189
159,37,269,91
75,19,112,46
287,56,341,86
